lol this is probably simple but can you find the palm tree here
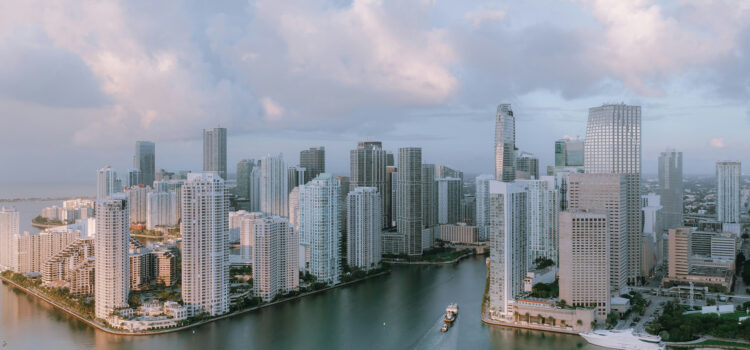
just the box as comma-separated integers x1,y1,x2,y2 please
537,314,544,324
577,319,583,326
547,316,556,326
525,312,531,323
514,311,520,322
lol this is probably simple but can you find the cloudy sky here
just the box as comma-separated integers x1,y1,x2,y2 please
1,0,749,185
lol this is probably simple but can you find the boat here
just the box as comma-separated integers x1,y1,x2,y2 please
579,329,663,350
440,324,449,332
444,303,459,324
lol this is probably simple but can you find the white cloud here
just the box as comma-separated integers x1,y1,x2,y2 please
261,97,284,121
465,9,506,27
710,137,725,148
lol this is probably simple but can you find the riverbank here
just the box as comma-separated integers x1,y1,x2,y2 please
382,251,477,265
667,337,750,349
1,270,390,336
31,221,65,229
480,314,581,335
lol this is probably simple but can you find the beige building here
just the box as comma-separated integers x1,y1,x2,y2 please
568,173,626,295
559,210,610,322
42,237,95,296
11,229,79,274
664,227,734,292
438,223,478,244
511,299,596,333
153,249,177,287
667,228,691,278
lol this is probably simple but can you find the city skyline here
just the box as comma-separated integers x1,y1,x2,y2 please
2,1,750,184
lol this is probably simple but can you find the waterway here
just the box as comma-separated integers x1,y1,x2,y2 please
0,255,600,350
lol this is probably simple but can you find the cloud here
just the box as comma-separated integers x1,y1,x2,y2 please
261,97,284,121
465,8,506,27
710,137,725,148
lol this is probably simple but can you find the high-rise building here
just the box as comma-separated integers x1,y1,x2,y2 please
300,147,325,184
236,159,255,200
125,185,149,224
181,173,229,316
146,191,178,229
127,168,142,188
559,210,610,321
524,177,558,267
347,187,382,271
251,214,299,302
229,211,259,258
658,150,683,229
287,166,305,194
487,180,527,321
495,104,516,182
203,128,227,180
134,141,155,186
716,161,741,224
299,174,340,284
585,104,642,284
250,166,261,212
97,166,120,200
336,176,351,264
437,177,461,225
94,194,130,320
289,187,300,230
667,228,691,279
0,207,19,270
555,138,584,167
261,154,288,217
516,152,539,180
350,141,388,228
385,166,397,227
397,148,423,256
421,164,438,228
475,175,494,242
568,173,627,294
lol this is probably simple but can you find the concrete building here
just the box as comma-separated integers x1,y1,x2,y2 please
97,166,120,200
287,166,305,194
667,228,691,279
516,152,539,180
203,128,227,180
42,237,95,295
260,154,288,217
181,173,229,316
153,248,177,287
134,141,155,186
299,174,340,285
385,166,397,228
289,187,300,230
397,148,423,256
437,177,461,225
146,191,178,229
487,180,528,321
94,194,131,320
658,150,683,229
585,104,642,284
524,177,558,267
438,223,478,244
10,228,79,274
125,185,149,224
250,166,261,212
350,141,389,228
127,168,143,188
251,214,299,302
0,207,19,271
555,138,584,167
568,173,627,295
229,211,259,257
300,146,325,184
129,241,153,290
495,104,516,182
236,159,256,201
347,187,382,271
421,164,438,229
559,210,610,322
475,174,494,242
716,161,741,224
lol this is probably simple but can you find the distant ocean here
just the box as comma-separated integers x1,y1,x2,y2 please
0,183,95,234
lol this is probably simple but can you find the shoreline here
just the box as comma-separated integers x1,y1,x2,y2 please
382,251,478,265
0,270,390,336
480,314,582,336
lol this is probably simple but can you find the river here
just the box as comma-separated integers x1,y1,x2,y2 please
0,255,599,350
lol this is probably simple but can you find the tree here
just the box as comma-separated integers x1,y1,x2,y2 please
525,312,531,323
547,316,555,326
537,314,544,324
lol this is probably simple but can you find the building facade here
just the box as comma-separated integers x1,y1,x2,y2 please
658,150,683,229
300,147,325,184
94,194,131,320
350,141,388,228
347,187,382,270
202,128,227,180
437,177,461,225
134,141,155,186
299,174,340,284
251,215,299,302
717,161,741,224
261,154,289,217
495,104,516,182
524,177,558,267
397,148,423,256
475,174,494,242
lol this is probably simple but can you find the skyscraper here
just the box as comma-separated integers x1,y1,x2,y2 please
181,173,229,316
261,154,288,217
658,150,683,229
716,161,741,224
236,159,255,200
568,173,627,294
487,180,527,321
134,141,155,186
516,152,539,180
203,128,227,180
250,166,261,212
251,214,299,302
475,174,494,242
146,191,178,229
421,164,438,228
300,146,325,184
0,207,19,271
94,194,130,320
125,185,148,224
495,104,516,182
524,177,558,266
97,166,119,200
559,210,610,321
585,104,641,284
385,166,397,227
397,147,423,256
127,168,142,188
347,187,382,271
555,138,584,167
287,166,305,194
437,177,461,225
299,174,340,284
350,141,388,228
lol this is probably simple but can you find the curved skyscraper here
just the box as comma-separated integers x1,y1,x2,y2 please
495,104,516,182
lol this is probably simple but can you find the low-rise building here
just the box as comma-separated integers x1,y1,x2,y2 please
438,223,478,244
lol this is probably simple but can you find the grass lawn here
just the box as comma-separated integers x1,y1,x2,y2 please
692,339,750,348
